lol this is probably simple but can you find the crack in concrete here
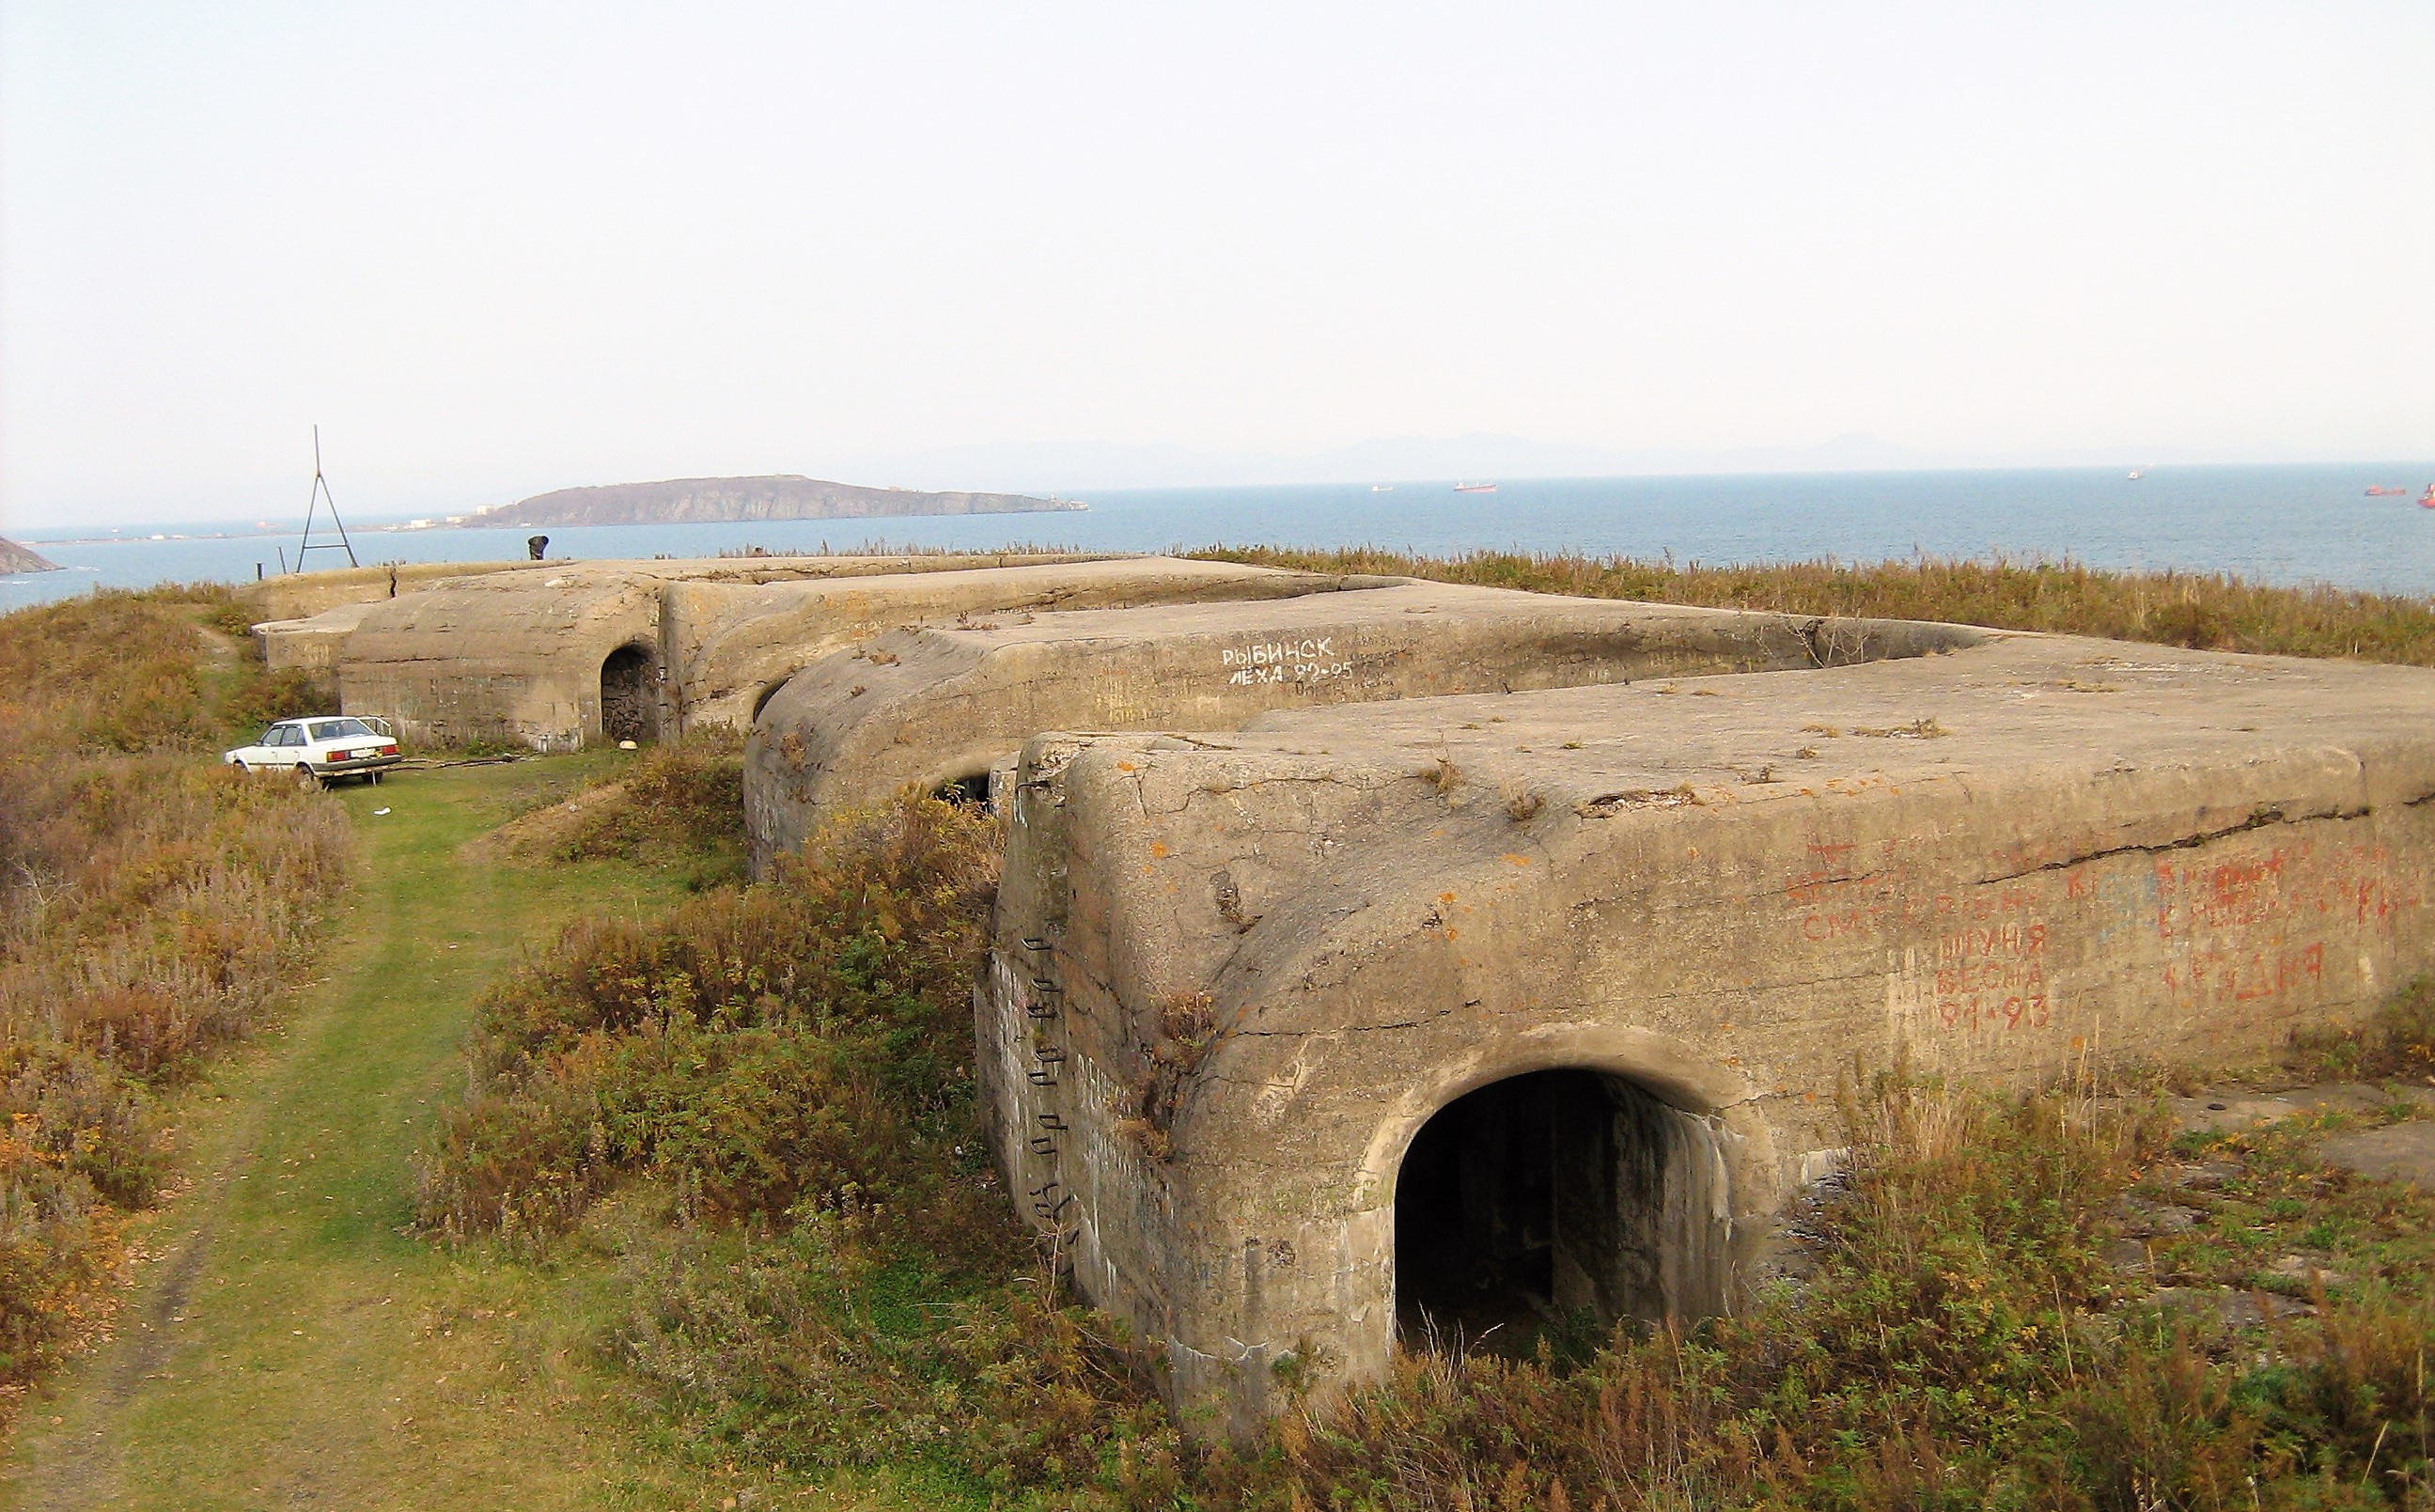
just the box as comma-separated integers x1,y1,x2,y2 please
1980,800,2382,883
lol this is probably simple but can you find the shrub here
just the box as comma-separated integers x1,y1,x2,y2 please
417,793,1001,1239
2293,976,2435,1083
553,733,749,888
0,587,350,1390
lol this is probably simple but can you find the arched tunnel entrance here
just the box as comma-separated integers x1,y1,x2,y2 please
934,771,992,807
601,644,658,745
1394,1069,1733,1354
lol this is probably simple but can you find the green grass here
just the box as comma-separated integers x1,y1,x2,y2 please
0,756,809,1510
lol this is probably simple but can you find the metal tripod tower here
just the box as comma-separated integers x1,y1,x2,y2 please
294,425,360,570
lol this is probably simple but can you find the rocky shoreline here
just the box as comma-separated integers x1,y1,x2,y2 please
0,535,58,572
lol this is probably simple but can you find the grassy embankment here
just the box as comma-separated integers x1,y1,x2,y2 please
0,591,795,1507
0,587,340,1397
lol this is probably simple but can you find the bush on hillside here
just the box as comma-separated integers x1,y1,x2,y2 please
417,794,1000,1239
0,587,350,1389
553,733,748,888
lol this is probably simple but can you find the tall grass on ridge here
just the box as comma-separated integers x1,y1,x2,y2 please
1196,546,2435,664
0,586,346,1393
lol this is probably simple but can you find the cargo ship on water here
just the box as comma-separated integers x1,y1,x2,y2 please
1452,481,1497,493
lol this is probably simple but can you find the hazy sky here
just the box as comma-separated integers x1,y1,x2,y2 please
4,2,2430,528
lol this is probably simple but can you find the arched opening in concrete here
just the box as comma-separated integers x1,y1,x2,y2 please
601,644,658,745
934,771,992,807
1394,1068,1731,1355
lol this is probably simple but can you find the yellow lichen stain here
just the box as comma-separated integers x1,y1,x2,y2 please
1444,927,1459,940
1687,847,1699,860
1116,761,1136,772
1148,841,1169,858
1438,892,1458,904
1501,854,1532,866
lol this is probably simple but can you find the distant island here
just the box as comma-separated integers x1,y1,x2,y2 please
0,536,59,573
467,475,1085,529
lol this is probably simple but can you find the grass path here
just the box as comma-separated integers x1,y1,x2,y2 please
2,758,803,1510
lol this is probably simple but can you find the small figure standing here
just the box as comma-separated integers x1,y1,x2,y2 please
527,535,549,561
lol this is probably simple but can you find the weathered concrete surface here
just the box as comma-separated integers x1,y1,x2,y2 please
255,602,373,673
241,560,547,622
333,554,1068,748
329,554,1347,749
747,584,1976,865
976,633,2435,1434
669,556,1381,737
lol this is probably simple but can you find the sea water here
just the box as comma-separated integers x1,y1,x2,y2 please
7,463,2432,613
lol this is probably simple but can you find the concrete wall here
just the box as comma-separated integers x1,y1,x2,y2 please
241,560,547,622
666,557,1382,736
254,603,373,673
976,633,2435,1436
306,553,1376,750
746,583,1977,867
336,569,665,749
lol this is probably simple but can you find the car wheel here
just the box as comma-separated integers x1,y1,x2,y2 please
233,760,251,773
294,764,321,791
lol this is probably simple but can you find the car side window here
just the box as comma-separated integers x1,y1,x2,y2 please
270,726,295,747
258,726,279,746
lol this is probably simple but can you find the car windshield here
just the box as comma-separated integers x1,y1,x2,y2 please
307,719,375,740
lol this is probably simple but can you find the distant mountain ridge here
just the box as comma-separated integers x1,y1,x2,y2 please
472,475,1081,528
0,536,58,573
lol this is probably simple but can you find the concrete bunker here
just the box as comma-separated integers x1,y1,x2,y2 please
666,556,1386,736
977,631,2435,1435
272,553,1370,751
748,581,1981,867
1395,1068,1730,1352
600,642,659,744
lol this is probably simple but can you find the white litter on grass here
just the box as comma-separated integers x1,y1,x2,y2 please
372,808,391,816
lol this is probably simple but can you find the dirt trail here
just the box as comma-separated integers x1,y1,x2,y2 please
0,758,776,1511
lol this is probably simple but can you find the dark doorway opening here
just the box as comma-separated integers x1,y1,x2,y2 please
935,772,991,807
1395,1069,1730,1355
601,645,657,744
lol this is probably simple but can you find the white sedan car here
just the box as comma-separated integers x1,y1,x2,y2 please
225,716,402,787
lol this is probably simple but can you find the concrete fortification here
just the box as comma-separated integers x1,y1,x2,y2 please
256,553,1371,750
744,580,1975,866
242,553,2435,1436
978,633,2435,1433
